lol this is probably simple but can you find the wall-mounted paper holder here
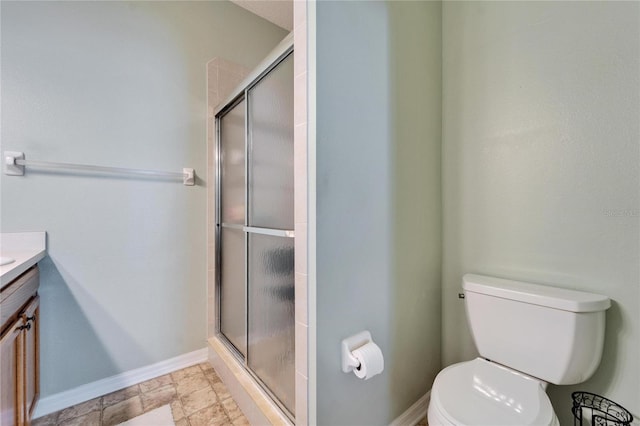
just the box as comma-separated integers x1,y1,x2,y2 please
341,330,372,373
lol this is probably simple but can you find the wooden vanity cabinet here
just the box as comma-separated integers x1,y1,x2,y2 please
0,267,40,426
0,319,22,426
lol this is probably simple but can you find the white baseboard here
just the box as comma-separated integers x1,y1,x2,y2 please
390,391,431,426
33,348,208,419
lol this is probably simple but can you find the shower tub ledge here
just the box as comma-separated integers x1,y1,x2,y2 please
207,337,292,426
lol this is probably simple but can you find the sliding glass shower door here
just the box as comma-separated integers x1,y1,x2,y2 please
216,52,295,417
219,98,247,357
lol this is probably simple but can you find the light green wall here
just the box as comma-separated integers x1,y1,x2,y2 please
442,1,639,423
389,1,442,418
0,0,286,397
316,1,441,423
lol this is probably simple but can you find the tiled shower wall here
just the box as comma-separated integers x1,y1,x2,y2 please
293,1,309,423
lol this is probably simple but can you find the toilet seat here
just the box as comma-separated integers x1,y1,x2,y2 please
429,358,559,426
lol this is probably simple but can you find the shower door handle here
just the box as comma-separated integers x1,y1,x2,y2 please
220,223,295,238
243,226,295,238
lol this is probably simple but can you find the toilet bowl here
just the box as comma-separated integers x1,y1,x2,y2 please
427,274,610,426
428,358,559,426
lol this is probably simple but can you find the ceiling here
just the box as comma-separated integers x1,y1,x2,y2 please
230,0,293,31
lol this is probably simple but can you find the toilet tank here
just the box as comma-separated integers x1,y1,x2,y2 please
463,274,611,385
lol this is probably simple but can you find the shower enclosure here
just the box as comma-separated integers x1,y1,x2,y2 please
215,47,295,418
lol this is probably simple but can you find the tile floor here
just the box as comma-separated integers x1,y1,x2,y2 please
32,362,249,426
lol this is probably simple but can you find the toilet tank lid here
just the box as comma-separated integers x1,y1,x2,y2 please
463,274,611,313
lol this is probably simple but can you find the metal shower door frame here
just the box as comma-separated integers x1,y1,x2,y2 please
214,44,295,420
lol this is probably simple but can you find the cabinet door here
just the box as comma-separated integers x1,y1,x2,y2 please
0,320,24,426
22,297,39,422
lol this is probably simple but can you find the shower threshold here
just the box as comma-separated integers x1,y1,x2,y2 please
207,336,294,426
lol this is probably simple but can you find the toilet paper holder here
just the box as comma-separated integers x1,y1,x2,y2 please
341,330,372,373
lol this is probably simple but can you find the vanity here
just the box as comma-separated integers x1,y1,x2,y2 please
0,232,46,426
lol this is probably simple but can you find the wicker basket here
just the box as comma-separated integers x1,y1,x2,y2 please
572,392,633,426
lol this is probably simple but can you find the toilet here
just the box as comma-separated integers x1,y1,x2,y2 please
428,273,611,426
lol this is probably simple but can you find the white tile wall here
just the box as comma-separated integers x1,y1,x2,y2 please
293,0,309,423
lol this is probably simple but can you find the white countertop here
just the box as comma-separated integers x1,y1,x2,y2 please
0,232,47,288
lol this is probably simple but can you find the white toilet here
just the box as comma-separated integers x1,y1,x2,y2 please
428,273,611,426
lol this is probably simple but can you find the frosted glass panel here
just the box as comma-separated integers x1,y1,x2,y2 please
220,100,246,225
248,54,294,229
220,228,246,356
248,233,295,414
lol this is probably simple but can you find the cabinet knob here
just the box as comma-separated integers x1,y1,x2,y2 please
18,323,31,331
26,315,36,322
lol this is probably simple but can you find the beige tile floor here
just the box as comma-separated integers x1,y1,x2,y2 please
33,363,249,426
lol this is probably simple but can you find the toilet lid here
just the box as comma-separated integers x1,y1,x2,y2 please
431,358,557,426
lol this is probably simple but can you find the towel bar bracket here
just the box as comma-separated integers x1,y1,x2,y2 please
4,151,25,176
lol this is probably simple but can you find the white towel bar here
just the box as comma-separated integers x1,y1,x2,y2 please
4,151,195,186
